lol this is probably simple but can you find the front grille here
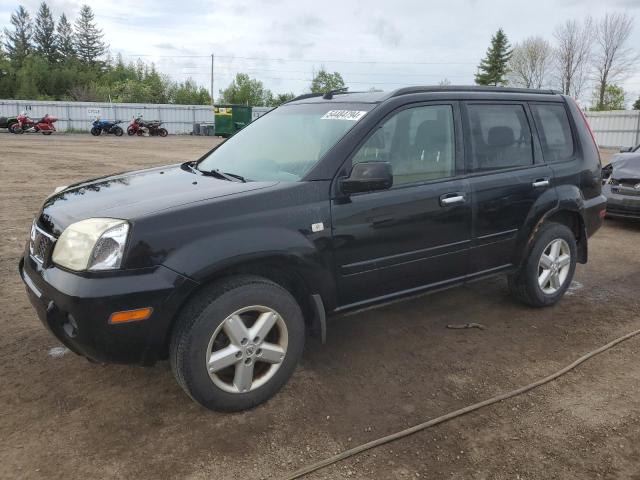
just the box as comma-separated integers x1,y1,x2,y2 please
29,222,56,265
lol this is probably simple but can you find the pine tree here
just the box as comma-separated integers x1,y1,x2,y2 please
74,5,105,64
3,6,33,66
34,2,57,61
475,29,512,86
56,14,75,61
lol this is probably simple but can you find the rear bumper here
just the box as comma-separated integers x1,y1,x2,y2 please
19,254,198,365
582,194,608,237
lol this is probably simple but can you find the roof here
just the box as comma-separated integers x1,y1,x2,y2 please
286,85,561,105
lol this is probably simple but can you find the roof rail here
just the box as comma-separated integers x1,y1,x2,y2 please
287,88,367,104
288,92,324,103
390,85,561,97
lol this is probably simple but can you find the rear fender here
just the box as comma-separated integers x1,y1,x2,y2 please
513,185,588,266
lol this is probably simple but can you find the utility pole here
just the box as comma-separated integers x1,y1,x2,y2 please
211,53,219,105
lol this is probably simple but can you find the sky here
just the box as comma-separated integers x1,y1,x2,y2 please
2,0,640,105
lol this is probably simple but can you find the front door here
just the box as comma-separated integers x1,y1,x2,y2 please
330,102,472,308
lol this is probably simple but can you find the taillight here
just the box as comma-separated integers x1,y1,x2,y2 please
570,97,600,158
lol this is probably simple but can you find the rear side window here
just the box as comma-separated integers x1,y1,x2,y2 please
530,103,575,163
467,104,534,172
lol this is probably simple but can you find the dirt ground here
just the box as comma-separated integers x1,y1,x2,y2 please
1,133,639,480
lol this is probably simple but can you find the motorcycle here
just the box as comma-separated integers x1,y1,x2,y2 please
127,116,168,137
91,119,124,136
11,113,57,135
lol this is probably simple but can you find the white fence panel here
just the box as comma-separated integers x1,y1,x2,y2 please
584,110,640,149
0,99,218,134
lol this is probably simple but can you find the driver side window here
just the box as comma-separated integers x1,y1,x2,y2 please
352,105,455,185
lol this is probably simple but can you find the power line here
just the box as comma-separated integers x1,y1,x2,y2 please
123,53,477,65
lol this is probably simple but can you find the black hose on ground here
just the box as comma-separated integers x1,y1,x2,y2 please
283,328,640,480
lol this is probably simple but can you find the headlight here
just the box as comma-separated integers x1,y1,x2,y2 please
52,218,129,271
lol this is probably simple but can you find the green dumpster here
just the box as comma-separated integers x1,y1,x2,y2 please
214,105,252,137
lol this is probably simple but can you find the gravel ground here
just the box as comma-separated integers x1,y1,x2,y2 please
1,134,639,480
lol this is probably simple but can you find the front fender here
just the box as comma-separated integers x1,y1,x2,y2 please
165,226,334,300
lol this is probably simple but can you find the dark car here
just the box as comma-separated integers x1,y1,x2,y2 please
0,115,18,131
602,146,640,219
19,86,606,411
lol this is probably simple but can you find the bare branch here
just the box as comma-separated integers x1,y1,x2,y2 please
508,37,553,89
552,17,594,100
592,12,638,108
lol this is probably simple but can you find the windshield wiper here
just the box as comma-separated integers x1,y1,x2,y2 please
210,169,246,182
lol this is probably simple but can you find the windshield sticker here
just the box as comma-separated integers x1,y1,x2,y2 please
321,110,368,121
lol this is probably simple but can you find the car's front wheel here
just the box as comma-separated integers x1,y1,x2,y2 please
170,275,305,411
508,222,577,307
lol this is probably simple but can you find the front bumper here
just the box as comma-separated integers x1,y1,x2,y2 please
19,254,198,365
603,186,640,220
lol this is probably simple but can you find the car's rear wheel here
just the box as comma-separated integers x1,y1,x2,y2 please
508,222,577,307
170,275,305,411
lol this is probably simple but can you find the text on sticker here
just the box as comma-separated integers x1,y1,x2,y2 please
321,110,368,121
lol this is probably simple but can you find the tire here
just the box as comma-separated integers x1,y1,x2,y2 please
10,124,23,134
8,121,18,133
158,128,168,137
113,126,123,137
508,222,577,307
90,127,101,136
42,131,53,135
170,275,305,411
127,127,135,136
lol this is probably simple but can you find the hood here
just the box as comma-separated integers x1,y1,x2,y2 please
39,163,277,235
609,154,640,180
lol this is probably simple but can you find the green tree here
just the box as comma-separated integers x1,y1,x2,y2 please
0,33,16,98
34,2,57,61
56,13,75,61
633,96,640,110
169,78,211,104
591,84,626,111
219,73,272,106
310,68,345,93
74,5,105,64
266,92,295,106
475,28,512,86
3,6,33,66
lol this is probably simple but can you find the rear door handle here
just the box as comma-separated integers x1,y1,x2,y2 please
532,178,550,189
439,192,466,207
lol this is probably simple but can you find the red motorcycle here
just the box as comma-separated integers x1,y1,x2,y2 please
127,116,168,137
11,113,57,135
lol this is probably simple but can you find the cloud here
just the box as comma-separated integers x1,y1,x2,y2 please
1,0,638,98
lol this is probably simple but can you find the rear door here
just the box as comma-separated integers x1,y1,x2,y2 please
462,102,555,275
330,102,472,307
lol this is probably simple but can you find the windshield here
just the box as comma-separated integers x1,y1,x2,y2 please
197,102,374,181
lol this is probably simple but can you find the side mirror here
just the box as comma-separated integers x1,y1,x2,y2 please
341,162,393,194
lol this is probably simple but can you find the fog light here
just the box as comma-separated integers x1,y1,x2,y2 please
109,307,153,324
63,314,79,338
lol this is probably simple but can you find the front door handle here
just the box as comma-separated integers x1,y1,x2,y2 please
532,178,550,189
439,193,466,207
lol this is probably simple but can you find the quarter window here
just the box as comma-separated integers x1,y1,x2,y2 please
530,103,575,163
467,104,534,172
352,105,456,185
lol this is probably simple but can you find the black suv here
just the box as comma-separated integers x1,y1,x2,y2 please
20,86,606,411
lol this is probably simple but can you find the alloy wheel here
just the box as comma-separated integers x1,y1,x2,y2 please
537,238,571,294
206,306,288,393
